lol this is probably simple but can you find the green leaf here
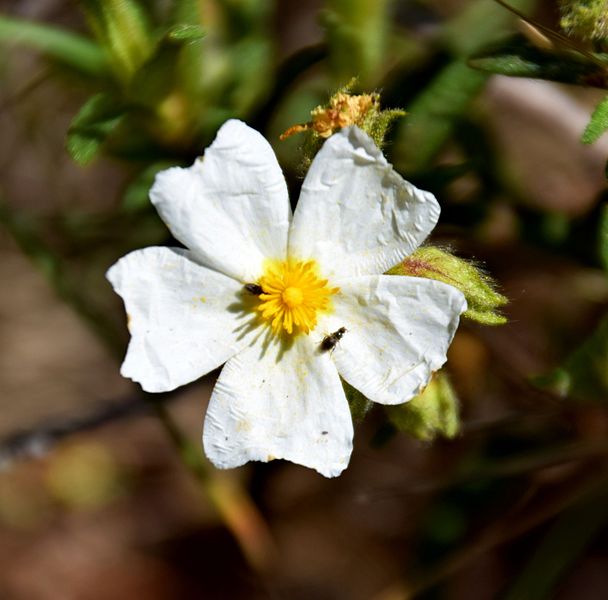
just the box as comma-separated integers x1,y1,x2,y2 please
0,15,107,78
67,93,126,165
79,0,153,82
582,95,608,144
167,24,205,42
386,372,460,441
469,35,608,86
322,0,391,86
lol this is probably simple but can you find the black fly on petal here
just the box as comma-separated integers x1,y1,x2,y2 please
320,327,347,352
244,283,264,296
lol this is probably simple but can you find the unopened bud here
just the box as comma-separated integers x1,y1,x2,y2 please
387,246,508,325
280,82,405,168
387,372,460,441
559,0,608,41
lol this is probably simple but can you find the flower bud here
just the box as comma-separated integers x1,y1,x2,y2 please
387,246,508,325
280,83,405,167
386,372,460,441
559,0,608,42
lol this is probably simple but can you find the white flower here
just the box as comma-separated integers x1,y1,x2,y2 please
107,120,467,478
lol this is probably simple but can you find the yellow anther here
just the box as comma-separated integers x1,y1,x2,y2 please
255,259,339,336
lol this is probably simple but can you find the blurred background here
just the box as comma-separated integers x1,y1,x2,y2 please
2,0,608,598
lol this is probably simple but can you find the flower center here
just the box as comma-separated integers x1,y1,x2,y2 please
256,259,339,336
282,286,303,307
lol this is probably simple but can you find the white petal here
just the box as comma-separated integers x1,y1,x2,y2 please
288,126,440,278
107,247,257,393
203,335,353,478
320,276,466,405
150,120,291,282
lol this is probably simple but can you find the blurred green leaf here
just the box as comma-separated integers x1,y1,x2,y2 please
469,35,608,86
0,15,107,78
582,94,608,144
167,24,205,42
79,0,153,82
67,93,126,165
322,0,391,87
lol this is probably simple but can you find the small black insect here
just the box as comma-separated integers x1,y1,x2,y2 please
244,283,263,296
320,327,347,352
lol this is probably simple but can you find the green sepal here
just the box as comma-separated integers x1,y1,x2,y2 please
582,95,608,144
66,93,126,165
387,246,508,325
295,82,406,169
359,104,407,150
386,372,460,441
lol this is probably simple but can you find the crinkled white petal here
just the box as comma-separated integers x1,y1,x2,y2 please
319,275,466,405
150,119,291,282
203,335,353,478
107,247,257,393
288,126,440,278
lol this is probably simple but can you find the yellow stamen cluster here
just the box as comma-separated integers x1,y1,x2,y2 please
280,92,377,140
256,260,339,336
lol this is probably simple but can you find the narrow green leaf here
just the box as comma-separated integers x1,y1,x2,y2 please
167,24,205,42
469,35,608,86
79,0,153,82
582,95,608,144
0,15,107,78
67,93,125,165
